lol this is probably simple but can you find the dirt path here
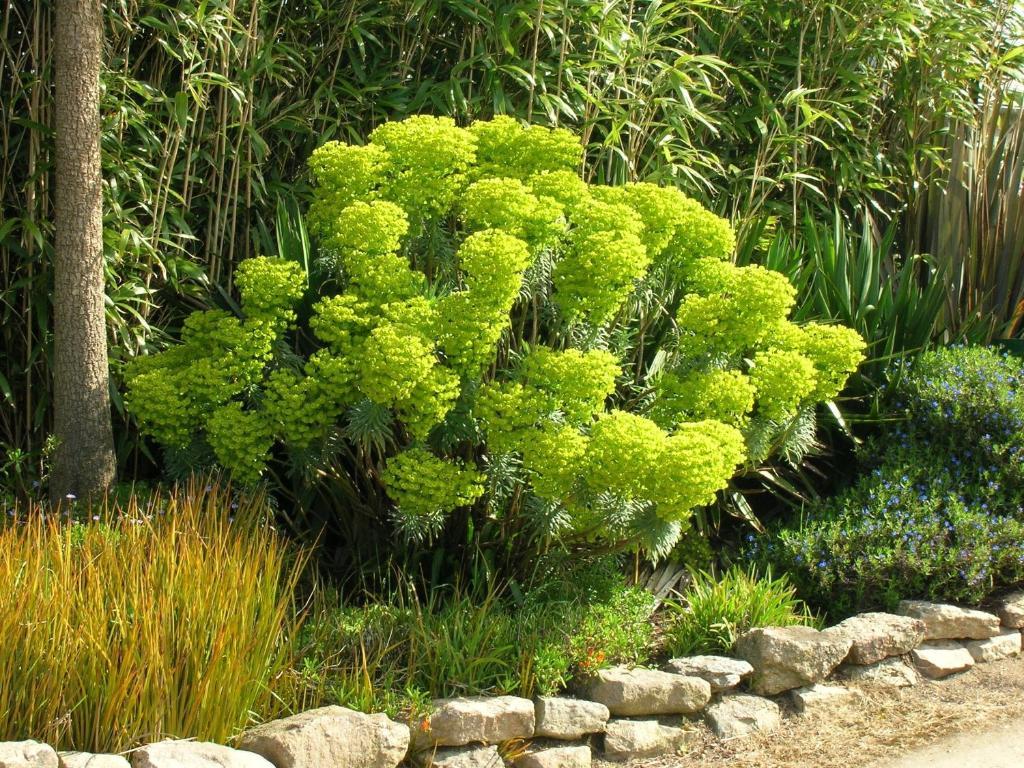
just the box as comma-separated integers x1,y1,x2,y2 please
616,655,1024,768
885,721,1024,768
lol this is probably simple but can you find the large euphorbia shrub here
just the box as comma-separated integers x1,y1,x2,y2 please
126,116,864,562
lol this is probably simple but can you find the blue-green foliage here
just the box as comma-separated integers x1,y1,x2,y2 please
756,345,1024,617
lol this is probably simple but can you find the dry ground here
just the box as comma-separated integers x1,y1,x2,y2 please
598,655,1024,768
886,721,1024,768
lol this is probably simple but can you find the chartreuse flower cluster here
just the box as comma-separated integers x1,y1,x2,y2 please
381,448,485,537
125,258,310,483
126,115,864,554
663,250,866,432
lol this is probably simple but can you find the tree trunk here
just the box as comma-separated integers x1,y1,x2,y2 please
51,0,116,500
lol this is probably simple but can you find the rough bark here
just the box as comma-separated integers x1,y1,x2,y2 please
51,0,116,499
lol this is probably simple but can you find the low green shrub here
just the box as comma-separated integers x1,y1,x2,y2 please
288,562,655,716
663,566,818,656
895,343,1024,449
528,578,655,693
0,480,307,752
756,345,1024,617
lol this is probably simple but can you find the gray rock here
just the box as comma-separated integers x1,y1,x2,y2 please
239,706,410,768
587,667,711,716
704,694,780,740
414,696,535,747
838,657,920,688
963,628,1022,663
897,600,1001,640
602,720,692,761
534,697,609,739
130,742,273,768
830,612,926,665
412,746,502,768
514,746,591,768
0,742,59,768
995,592,1024,629
789,683,861,715
734,626,853,695
664,656,753,692
59,754,130,768
911,641,975,679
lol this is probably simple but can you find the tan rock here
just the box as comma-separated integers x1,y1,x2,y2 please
130,742,273,768
839,657,919,688
664,656,753,692
0,742,58,768
602,719,692,761
412,746,502,768
704,694,780,740
963,628,1021,663
587,667,710,716
534,697,608,739
897,600,1000,640
239,706,410,768
735,626,852,695
59,754,130,768
995,592,1024,629
911,641,975,679
789,683,861,715
830,612,925,665
414,696,535,747
514,746,591,768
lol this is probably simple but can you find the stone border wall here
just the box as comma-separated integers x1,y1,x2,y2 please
3,593,1022,768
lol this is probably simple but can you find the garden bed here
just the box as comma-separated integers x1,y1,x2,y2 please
3,595,1021,768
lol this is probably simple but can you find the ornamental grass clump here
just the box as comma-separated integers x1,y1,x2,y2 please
0,479,306,752
288,561,655,715
663,566,818,656
126,115,864,568
758,345,1024,617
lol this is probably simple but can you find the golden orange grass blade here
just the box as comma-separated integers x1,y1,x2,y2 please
0,478,308,753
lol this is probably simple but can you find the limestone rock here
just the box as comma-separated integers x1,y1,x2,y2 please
911,641,975,679
704,694,780,740
995,592,1024,629
789,684,860,715
963,628,1022,663
587,667,711,716
412,746,502,768
839,657,919,688
830,612,925,665
515,746,591,768
734,626,853,695
130,742,273,768
415,696,535,747
533,697,609,739
897,600,1000,640
238,706,410,768
59,754,130,768
0,742,59,768
602,720,692,761
664,656,753,693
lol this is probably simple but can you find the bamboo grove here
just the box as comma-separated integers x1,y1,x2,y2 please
1,0,1022,482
